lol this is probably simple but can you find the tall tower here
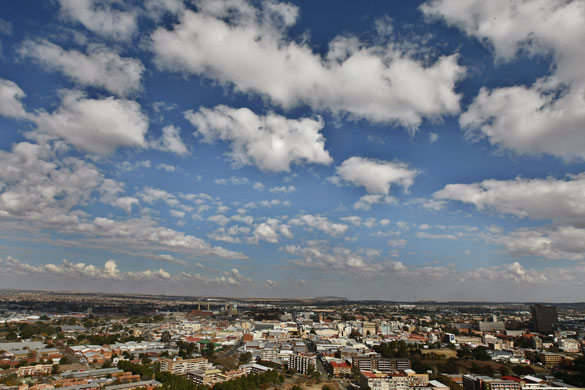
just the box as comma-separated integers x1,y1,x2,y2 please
531,304,558,333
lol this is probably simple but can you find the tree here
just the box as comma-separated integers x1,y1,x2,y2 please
239,352,252,364
512,365,535,375
349,329,362,341
351,364,361,380
59,356,70,365
472,346,491,361
5,332,17,341
161,331,171,343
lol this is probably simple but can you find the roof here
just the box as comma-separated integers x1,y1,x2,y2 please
331,361,350,368
502,376,523,382
104,380,161,389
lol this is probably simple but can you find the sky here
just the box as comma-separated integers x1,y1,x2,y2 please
1,0,585,302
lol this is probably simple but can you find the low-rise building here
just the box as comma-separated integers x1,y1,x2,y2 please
159,357,208,375
289,353,317,374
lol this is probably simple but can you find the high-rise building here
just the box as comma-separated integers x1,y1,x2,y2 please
531,305,558,334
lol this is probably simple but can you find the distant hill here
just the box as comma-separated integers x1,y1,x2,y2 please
313,296,348,301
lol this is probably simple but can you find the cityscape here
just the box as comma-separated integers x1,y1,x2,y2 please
0,292,584,390
1,0,585,390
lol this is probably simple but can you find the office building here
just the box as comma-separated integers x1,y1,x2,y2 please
531,305,558,334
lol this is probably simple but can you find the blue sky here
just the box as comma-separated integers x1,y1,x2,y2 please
1,0,585,301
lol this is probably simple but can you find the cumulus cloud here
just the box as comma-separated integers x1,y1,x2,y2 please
32,90,148,155
422,0,585,160
289,215,348,237
153,0,464,127
340,216,361,226
353,194,396,211
214,176,249,186
285,243,452,281
151,125,189,155
250,218,293,244
269,185,296,193
334,157,419,195
2,257,173,281
19,40,144,97
0,78,28,119
435,173,585,260
388,239,407,247
434,174,585,227
0,140,244,260
1,256,256,287
57,0,138,41
185,105,332,172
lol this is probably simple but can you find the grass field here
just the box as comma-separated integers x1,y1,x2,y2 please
422,349,458,358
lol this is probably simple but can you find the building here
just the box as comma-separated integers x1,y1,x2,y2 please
17,364,53,377
539,352,563,367
531,305,558,334
159,357,208,375
379,358,411,373
406,370,429,387
288,353,317,374
478,322,506,332
331,361,352,377
354,355,378,372
360,371,410,390
104,380,161,389
187,369,228,385
463,375,521,390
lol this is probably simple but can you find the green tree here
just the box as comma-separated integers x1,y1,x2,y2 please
239,352,252,364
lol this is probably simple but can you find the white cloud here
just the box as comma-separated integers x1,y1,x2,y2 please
2,257,171,281
170,210,186,219
353,194,396,211
153,0,465,127
388,239,407,247
0,141,243,260
253,182,265,191
231,215,254,225
214,176,249,186
0,18,11,35
57,0,138,41
492,226,585,261
138,187,180,208
285,243,452,281
208,214,230,226
434,174,585,227
252,223,278,244
250,218,293,244
1,257,258,287
0,78,28,119
463,262,549,285
434,173,585,260
363,218,377,228
340,216,361,226
19,40,144,97
422,0,585,160
151,125,189,155
269,185,296,193
156,163,177,172
185,105,332,172
33,90,148,155
290,214,348,237
335,157,419,195
428,132,438,143
416,231,462,240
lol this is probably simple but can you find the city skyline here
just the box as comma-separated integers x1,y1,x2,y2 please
1,0,585,301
